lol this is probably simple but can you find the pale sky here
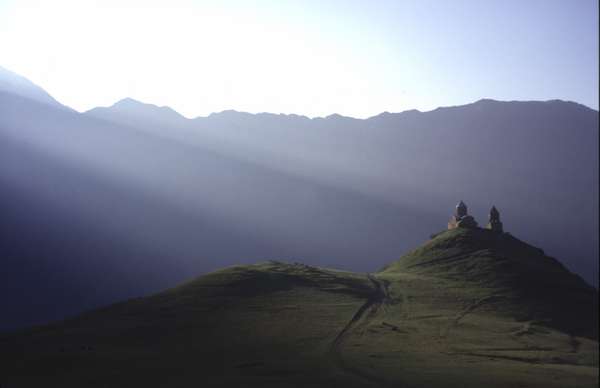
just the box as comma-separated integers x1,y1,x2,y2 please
0,0,598,118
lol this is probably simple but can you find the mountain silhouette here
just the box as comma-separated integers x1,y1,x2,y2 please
86,97,188,129
0,66,68,109
80,92,599,283
0,68,597,332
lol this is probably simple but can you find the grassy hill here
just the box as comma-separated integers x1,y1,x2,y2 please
1,229,598,387
382,228,598,339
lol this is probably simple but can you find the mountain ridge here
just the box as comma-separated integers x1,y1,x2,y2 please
1,66,598,335
85,96,599,122
3,66,597,118
0,66,69,109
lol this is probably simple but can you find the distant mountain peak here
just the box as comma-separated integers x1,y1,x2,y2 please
85,97,187,127
367,109,422,121
0,65,67,109
112,97,145,108
108,97,181,115
209,109,245,116
474,98,498,103
323,113,356,120
471,97,594,111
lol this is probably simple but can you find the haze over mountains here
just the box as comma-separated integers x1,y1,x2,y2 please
0,66,598,330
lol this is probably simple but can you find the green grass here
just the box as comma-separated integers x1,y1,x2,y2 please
1,233,597,387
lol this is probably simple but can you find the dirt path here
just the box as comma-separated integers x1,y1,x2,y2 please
329,274,392,386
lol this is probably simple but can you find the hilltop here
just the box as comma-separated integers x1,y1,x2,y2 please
383,228,598,339
1,229,597,388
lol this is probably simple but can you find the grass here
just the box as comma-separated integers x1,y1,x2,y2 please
1,232,597,387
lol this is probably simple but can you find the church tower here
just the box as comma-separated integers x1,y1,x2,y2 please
485,206,503,232
448,201,478,229
456,201,467,218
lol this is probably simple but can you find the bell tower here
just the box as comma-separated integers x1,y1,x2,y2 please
455,201,468,218
485,206,503,232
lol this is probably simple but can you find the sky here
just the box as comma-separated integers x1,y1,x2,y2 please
0,0,598,118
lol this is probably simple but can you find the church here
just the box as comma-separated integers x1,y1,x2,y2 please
448,201,503,232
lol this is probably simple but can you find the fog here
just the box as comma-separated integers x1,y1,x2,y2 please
1,87,597,330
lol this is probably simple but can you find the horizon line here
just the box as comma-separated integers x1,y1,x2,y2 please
84,97,597,121
2,64,597,120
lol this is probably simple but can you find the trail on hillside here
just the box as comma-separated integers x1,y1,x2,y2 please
440,294,504,339
329,274,392,386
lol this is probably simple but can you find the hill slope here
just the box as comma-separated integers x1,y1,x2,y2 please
382,228,598,339
1,231,597,388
